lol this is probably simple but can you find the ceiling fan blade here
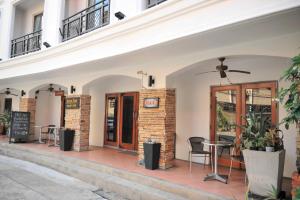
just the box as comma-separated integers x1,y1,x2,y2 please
228,70,251,74
220,70,227,78
195,71,217,76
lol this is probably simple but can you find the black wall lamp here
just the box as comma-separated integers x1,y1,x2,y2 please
70,85,76,94
43,42,51,48
115,12,125,20
35,90,39,99
148,75,155,87
21,90,26,97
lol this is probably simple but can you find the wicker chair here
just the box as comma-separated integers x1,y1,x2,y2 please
187,137,212,172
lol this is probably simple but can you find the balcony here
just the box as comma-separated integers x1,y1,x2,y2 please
61,0,110,42
147,0,167,8
11,30,42,58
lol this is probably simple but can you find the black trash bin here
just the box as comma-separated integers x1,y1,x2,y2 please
143,143,161,170
59,129,75,151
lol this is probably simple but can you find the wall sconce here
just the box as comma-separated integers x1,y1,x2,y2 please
21,90,26,97
115,12,125,20
35,90,39,99
70,85,76,94
43,42,51,48
148,75,155,87
0,58,2,61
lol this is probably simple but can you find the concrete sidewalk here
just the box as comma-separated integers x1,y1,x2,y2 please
0,155,107,200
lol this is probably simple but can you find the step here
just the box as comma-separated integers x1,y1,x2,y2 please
0,142,230,200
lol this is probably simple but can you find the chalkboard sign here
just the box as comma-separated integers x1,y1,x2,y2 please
9,111,30,143
65,97,80,109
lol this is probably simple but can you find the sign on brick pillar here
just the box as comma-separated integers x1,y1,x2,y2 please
138,89,176,169
64,95,91,151
19,98,36,141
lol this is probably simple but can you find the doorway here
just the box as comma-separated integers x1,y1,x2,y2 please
104,92,139,151
210,81,278,166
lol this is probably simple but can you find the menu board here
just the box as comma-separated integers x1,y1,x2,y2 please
9,111,30,143
65,97,80,109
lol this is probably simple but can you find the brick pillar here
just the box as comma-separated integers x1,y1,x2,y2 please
19,98,36,141
138,89,176,169
64,95,91,151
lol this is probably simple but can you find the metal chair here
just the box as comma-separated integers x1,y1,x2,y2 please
187,137,212,172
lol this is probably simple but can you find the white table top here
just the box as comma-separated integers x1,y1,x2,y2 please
202,140,232,146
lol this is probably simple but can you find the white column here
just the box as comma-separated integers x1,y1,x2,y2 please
0,0,15,60
42,0,65,48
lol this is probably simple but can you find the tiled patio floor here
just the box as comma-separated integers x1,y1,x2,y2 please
0,136,247,199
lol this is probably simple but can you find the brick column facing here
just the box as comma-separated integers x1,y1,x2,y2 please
19,98,36,141
138,89,176,169
64,95,91,151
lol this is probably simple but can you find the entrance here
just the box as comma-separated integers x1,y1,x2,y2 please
210,81,277,166
104,92,139,151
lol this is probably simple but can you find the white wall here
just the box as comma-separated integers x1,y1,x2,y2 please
0,94,20,113
83,75,140,147
34,86,65,139
167,55,296,177
65,0,87,18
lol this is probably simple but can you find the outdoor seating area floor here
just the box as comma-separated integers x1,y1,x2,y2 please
0,136,248,200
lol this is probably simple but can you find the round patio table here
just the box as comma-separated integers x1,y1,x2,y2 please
202,140,232,184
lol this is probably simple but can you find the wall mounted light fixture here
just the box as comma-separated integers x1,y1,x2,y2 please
70,85,76,94
43,42,51,48
21,90,26,97
148,75,155,87
115,12,125,20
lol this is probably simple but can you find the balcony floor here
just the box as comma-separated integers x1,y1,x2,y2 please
0,136,248,199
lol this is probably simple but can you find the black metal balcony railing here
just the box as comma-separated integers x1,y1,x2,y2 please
11,30,42,58
147,0,167,8
61,0,110,42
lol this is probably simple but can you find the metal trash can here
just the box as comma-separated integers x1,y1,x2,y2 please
59,129,75,151
143,143,161,170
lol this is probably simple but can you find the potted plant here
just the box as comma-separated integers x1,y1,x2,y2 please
278,54,300,174
241,110,285,198
0,112,11,135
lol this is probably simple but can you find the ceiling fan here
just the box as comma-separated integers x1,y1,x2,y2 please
0,88,18,96
36,84,55,94
195,57,251,78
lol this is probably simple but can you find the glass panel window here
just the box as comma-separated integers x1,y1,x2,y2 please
121,96,134,144
33,13,43,32
106,96,118,142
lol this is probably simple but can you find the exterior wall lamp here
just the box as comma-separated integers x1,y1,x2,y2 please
70,85,76,94
148,75,155,87
115,12,125,20
21,90,26,97
43,42,51,48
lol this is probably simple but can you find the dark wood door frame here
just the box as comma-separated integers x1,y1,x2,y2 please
104,92,139,151
210,81,278,167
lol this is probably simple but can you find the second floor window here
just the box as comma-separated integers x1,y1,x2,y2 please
33,13,43,32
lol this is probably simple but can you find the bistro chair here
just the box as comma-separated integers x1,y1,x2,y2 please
187,137,212,172
40,125,55,143
228,144,247,183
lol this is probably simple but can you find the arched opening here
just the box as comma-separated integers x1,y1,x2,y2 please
29,83,68,140
82,75,141,150
166,55,296,176
0,88,22,135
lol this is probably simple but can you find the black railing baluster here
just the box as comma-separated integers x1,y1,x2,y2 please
62,0,110,42
10,30,42,58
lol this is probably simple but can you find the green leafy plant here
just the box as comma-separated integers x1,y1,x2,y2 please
264,185,278,200
278,54,300,130
295,187,300,200
0,112,11,135
240,110,271,150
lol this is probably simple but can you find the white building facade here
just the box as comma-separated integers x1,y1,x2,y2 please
0,0,300,177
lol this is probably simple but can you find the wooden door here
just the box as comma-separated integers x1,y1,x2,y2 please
119,92,139,151
210,85,242,166
104,93,119,147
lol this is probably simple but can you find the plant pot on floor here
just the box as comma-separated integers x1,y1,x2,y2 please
59,129,75,151
243,149,285,197
143,143,161,170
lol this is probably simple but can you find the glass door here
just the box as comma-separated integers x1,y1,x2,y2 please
211,85,241,165
119,92,139,150
104,94,119,147
242,82,277,127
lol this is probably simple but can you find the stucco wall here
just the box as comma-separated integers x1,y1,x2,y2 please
166,55,296,177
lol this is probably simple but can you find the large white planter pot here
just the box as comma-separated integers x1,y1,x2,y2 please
242,149,285,197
